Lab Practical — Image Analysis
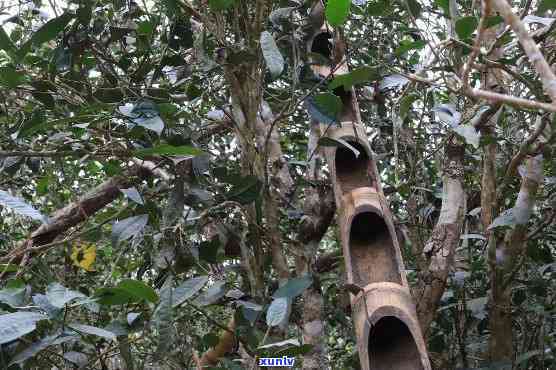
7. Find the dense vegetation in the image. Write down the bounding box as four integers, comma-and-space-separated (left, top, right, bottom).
0, 0, 555, 369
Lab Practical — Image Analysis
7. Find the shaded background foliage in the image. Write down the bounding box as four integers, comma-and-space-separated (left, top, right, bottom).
0, 0, 555, 369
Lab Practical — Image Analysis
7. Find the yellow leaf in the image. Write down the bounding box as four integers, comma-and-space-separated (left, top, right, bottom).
71, 243, 96, 272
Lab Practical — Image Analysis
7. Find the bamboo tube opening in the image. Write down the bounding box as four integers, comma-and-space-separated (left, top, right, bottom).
311, 31, 333, 59
335, 141, 373, 194
349, 211, 402, 286
368, 316, 423, 370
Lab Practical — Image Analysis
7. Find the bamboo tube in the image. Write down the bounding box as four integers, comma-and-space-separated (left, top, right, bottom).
306, 3, 431, 369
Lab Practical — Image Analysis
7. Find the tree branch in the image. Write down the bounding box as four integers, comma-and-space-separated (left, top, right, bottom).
1, 161, 171, 264
462, 0, 491, 88
490, 0, 556, 102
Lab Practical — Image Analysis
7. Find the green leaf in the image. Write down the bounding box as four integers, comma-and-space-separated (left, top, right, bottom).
406, 0, 422, 18
318, 137, 361, 158
194, 281, 226, 306
266, 297, 290, 327
17, 13, 73, 60
111, 215, 149, 245
153, 276, 174, 358
258, 338, 300, 349
399, 94, 419, 120
208, 0, 235, 11
0, 280, 26, 308
133, 115, 165, 135
32, 294, 62, 318
432, 103, 461, 127
272, 276, 312, 299
161, 0, 180, 14
395, 39, 425, 56
173, 276, 209, 307
329, 66, 380, 90
466, 296, 488, 319
94, 287, 137, 306
0, 264, 18, 273
368, 0, 389, 16
269, 7, 296, 27
134, 144, 203, 158
77, 2, 93, 26
453, 124, 480, 149
306, 97, 335, 125
9, 333, 77, 365
32, 90, 55, 108
225, 175, 262, 204
435, 0, 450, 16
68, 323, 116, 341
325, 0, 351, 27
18, 114, 97, 138
275, 343, 314, 358
455, 16, 478, 39
487, 209, 517, 230
460, 233, 486, 241
93, 87, 124, 103
260, 31, 284, 79
202, 333, 221, 347
485, 15, 504, 28
46, 283, 87, 308
31, 13, 74, 46
120, 187, 144, 205
315, 92, 342, 119
539, 0, 556, 13
0, 312, 48, 344
63, 351, 88, 367
53, 47, 72, 72
0, 66, 27, 88
306, 93, 342, 124
380, 74, 410, 90
0, 26, 16, 54
0, 190, 47, 222
199, 239, 220, 264
518, 155, 544, 183
117, 279, 159, 303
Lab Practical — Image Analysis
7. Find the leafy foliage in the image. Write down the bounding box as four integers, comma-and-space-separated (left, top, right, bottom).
0, 0, 554, 369
325, 0, 351, 26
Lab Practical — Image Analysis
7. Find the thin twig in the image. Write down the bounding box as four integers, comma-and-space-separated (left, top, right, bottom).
462, 0, 491, 88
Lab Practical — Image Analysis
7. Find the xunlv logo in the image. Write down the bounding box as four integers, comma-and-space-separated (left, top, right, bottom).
258, 356, 296, 367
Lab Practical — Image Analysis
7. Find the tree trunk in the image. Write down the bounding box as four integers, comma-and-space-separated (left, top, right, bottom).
296, 120, 335, 369
414, 142, 465, 338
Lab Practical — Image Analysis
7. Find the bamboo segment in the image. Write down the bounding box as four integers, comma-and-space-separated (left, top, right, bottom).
306, 3, 431, 368
351, 283, 430, 370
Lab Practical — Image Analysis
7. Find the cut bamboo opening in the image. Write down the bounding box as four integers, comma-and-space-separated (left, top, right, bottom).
350, 210, 401, 286
306, 2, 431, 368
369, 317, 423, 370
336, 141, 373, 193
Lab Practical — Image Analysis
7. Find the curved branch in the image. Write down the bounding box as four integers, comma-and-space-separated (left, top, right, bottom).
1, 161, 171, 264
490, 0, 556, 101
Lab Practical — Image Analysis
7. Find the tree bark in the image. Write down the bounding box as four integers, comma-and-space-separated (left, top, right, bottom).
489, 155, 543, 364
296, 121, 335, 369
415, 142, 465, 337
